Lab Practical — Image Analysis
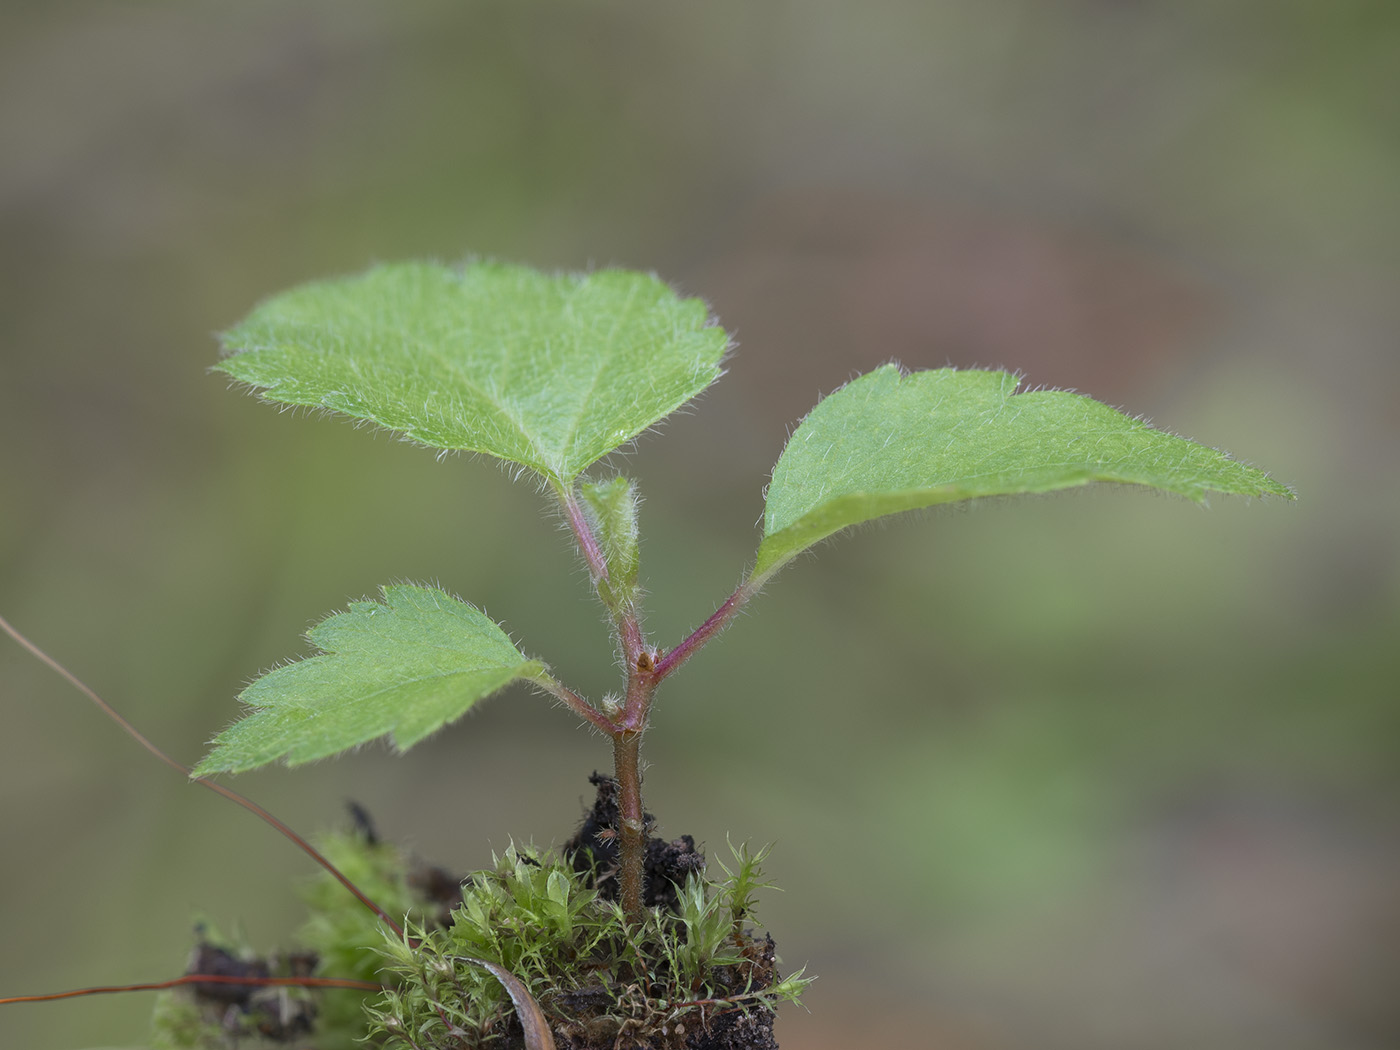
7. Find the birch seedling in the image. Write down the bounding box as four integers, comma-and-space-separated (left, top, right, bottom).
193, 259, 1292, 926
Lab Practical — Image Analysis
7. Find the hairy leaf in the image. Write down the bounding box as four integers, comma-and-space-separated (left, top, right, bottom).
755, 366, 1293, 579
195, 584, 544, 774
217, 261, 728, 484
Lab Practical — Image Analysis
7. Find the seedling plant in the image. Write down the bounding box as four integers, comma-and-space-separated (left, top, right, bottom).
1, 260, 1291, 1049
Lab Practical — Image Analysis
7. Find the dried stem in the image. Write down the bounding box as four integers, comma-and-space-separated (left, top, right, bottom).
0, 613, 405, 939
0, 974, 383, 1006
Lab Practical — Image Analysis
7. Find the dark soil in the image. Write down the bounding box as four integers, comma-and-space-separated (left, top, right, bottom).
181, 781, 784, 1050
564, 771, 708, 913
184, 939, 319, 1042
556, 773, 781, 1050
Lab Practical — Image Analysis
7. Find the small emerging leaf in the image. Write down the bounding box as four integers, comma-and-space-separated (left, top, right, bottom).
579, 476, 640, 612
217, 261, 728, 484
195, 584, 544, 774
755, 366, 1293, 580
546, 869, 572, 909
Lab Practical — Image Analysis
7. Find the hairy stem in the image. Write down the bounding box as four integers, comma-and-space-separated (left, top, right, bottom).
532, 672, 619, 734
559, 487, 609, 585
612, 729, 647, 921
555, 481, 655, 921
604, 577, 763, 915
557, 483, 645, 666
652, 579, 757, 682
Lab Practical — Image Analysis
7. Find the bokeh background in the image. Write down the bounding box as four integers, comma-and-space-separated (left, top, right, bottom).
2, 3, 1397, 1048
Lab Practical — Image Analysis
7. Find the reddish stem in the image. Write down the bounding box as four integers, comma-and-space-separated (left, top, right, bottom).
555, 484, 657, 923
557, 483, 645, 667
605, 578, 762, 918
612, 729, 647, 920
651, 580, 755, 682
560, 488, 610, 586
534, 675, 620, 735
0, 973, 383, 1006
617, 613, 645, 669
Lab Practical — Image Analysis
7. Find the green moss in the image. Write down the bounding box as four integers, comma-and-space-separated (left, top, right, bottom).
150, 991, 222, 1050
297, 831, 435, 1049
151, 832, 806, 1049
366, 844, 807, 1049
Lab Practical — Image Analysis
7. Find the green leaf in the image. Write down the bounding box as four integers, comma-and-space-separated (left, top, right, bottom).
194, 584, 544, 774
217, 261, 728, 484
755, 366, 1293, 580
579, 476, 640, 612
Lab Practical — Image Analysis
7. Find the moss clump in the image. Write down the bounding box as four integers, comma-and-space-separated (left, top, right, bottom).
148, 830, 436, 1050
297, 828, 438, 1048
368, 844, 807, 1049
151, 830, 806, 1050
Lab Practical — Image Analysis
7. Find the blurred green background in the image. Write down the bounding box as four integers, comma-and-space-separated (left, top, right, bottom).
2, 3, 1397, 1048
